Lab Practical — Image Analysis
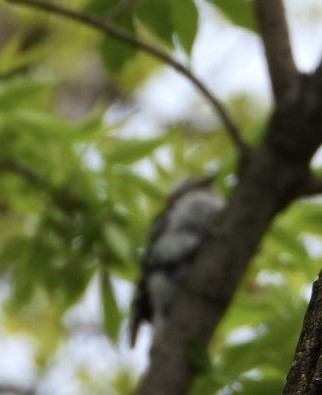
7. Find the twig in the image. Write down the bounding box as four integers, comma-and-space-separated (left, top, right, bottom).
0, 160, 86, 211
6, 0, 249, 156
0, 161, 50, 189
254, 0, 299, 108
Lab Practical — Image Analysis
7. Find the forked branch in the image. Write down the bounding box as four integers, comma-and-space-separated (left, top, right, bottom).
254, 0, 299, 109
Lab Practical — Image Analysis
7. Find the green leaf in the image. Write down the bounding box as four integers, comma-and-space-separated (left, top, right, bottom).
265, 223, 309, 266
0, 32, 41, 75
210, 0, 257, 32
100, 14, 137, 72
218, 289, 306, 377
136, 0, 173, 45
11, 110, 76, 138
8, 237, 55, 308
0, 78, 52, 111
100, 270, 123, 341
104, 223, 132, 264
130, 174, 164, 201
171, 0, 198, 53
52, 262, 92, 310
240, 375, 284, 395
0, 237, 30, 270
107, 136, 165, 164
290, 202, 322, 236
84, 0, 118, 13
190, 372, 223, 395
76, 109, 105, 141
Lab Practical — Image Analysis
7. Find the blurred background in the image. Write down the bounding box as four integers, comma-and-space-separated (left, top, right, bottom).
0, 0, 322, 394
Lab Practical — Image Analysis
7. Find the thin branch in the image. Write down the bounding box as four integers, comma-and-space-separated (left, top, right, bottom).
254, 0, 299, 109
0, 160, 86, 212
0, 384, 35, 395
6, 0, 249, 156
0, 161, 50, 189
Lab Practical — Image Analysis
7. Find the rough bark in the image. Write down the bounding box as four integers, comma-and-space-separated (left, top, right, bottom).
255, 0, 299, 108
283, 272, 322, 395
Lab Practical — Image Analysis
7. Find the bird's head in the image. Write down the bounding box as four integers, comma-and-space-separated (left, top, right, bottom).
167, 174, 216, 204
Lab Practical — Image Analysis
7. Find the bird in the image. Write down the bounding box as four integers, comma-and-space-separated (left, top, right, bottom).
129, 175, 225, 347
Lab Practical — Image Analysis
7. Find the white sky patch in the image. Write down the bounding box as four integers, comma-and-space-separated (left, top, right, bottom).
132, 144, 176, 180
63, 274, 102, 330
105, 107, 162, 138
78, 143, 105, 171
301, 234, 322, 259
193, 12, 271, 102
256, 270, 285, 286
63, 274, 151, 377
110, 276, 133, 312
104, 101, 137, 125
132, 157, 159, 179
119, 322, 151, 376
226, 325, 266, 346
301, 284, 313, 302
285, 0, 322, 71
137, 68, 198, 124
37, 336, 115, 395
241, 368, 263, 380
0, 334, 37, 388
311, 145, 322, 168
110, 278, 151, 374
217, 382, 243, 395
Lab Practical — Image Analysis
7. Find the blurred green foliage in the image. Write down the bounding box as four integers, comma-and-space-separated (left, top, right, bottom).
210, 0, 257, 32
0, 0, 321, 394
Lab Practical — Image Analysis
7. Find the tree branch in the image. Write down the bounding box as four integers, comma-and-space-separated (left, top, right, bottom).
6, 0, 249, 157
0, 384, 35, 395
254, 0, 299, 108
313, 57, 322, 90
300, 176, 322, 197
283, 272, 322, 395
